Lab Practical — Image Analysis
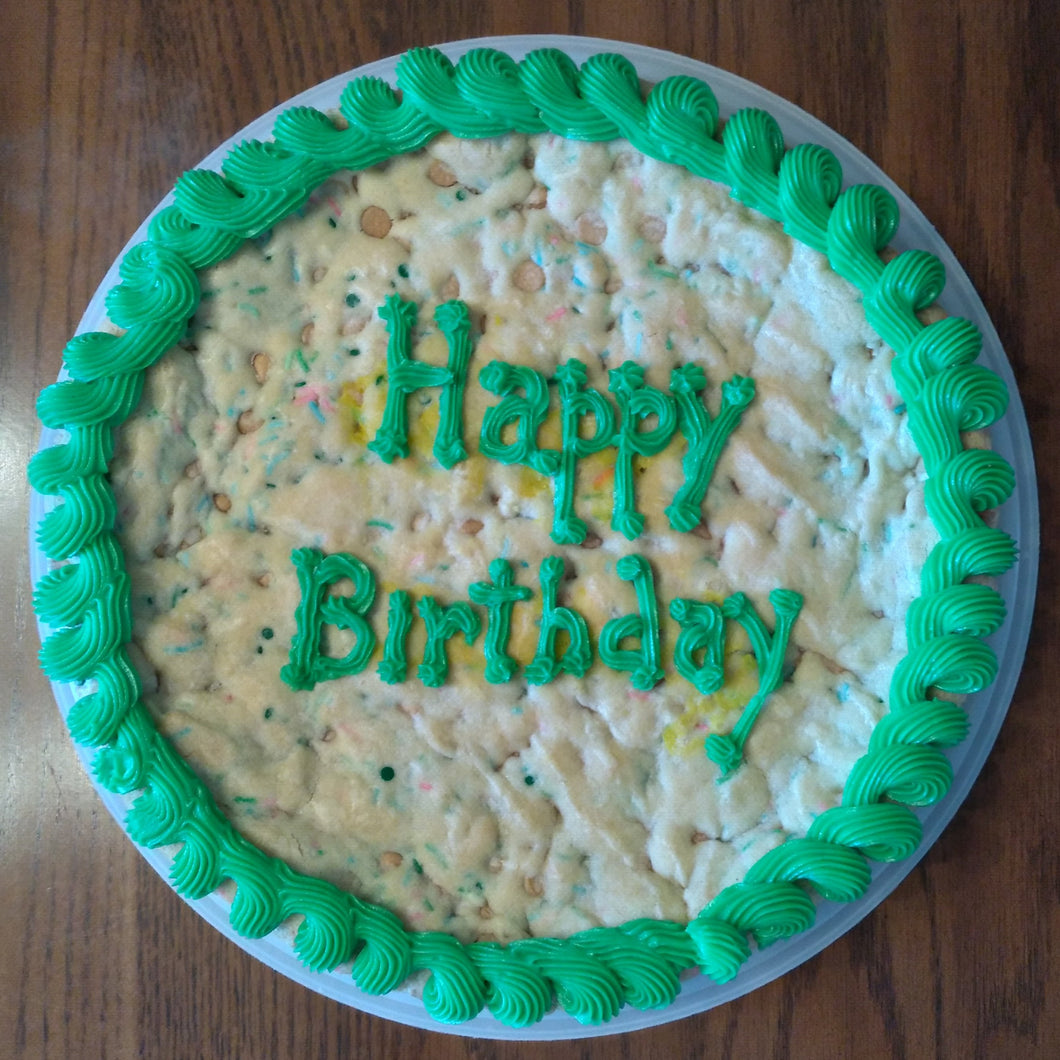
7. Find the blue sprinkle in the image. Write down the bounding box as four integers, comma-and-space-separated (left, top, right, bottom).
307, 401, 327, 425
165, 639, 204, 655
265, 447, 292, 476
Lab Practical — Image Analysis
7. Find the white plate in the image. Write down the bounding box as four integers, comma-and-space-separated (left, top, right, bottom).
31, 34, 1039, 1040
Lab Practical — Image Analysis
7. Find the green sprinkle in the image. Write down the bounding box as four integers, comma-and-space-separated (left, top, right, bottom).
247, 285, 268, 295
264, 708, 273, 720
375, 374, 384, 385
524, 775, 535, 786
262, 627, 274, 640
424, 843, 448, 868
412, 858, 424, 874
367, 519, 394, 530
345, 292, 360, 307
647, 260, 679, 281
328, 217, 338, 228
397, 263, 410, 278
455, 189, 466, 201
234, 796, 256, 804
380, 766, 396, 781
255, 645, 264, 654
348, 347, 361, 357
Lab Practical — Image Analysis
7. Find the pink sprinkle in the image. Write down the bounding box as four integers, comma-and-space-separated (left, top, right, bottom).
293, 385, 334, 411
409, 553, 426, 571
545, 307, 567, 323
326, 197, 343, 217
884, 393, 894, 408
419, 782, 433, 792
676, 308, 688, 328
694, 722, 709, 732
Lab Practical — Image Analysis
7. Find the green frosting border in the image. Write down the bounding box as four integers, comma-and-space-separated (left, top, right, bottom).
30, 46, 1017, 1027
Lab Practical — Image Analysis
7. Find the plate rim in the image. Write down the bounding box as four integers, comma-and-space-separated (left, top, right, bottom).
29, 33, 1040, 1041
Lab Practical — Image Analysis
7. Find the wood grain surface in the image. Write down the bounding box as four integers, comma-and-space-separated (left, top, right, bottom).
2, 1, 1057, 1057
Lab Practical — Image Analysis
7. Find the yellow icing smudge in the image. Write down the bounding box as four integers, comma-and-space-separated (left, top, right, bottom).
662, 651, 759, 756
338, 380, 368, 445
408, 402, 441, 455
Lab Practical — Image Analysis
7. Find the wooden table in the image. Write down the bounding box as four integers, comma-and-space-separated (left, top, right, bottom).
3, 1, 1057, 1056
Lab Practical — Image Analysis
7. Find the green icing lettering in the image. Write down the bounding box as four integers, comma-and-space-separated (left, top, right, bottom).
669, 597, 725, 694
468, 558, 533, 683
665, 366, 755, 532
608, 362, 678, 539
598, 554, 664, 690
705, 589, 803, 779
525, 555, 591, 684
478, 361, 560, 475
367, 294, 472, 468
377, 589, 414, 685
552, 360, 616, 544
416, 596, 481, 687
280, 547, 376, 690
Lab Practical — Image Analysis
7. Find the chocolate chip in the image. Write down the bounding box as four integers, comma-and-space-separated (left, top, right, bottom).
427, 159, 458, 187
575, 213, 607, 245
512, 260, 545, 292
236, 409, 264, 434
360, 205, 392, 238
251, 352, 270, 383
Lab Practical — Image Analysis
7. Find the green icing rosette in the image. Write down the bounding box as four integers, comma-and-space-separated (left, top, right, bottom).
349, 898, 414, 995
468, 942, 555, 1027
